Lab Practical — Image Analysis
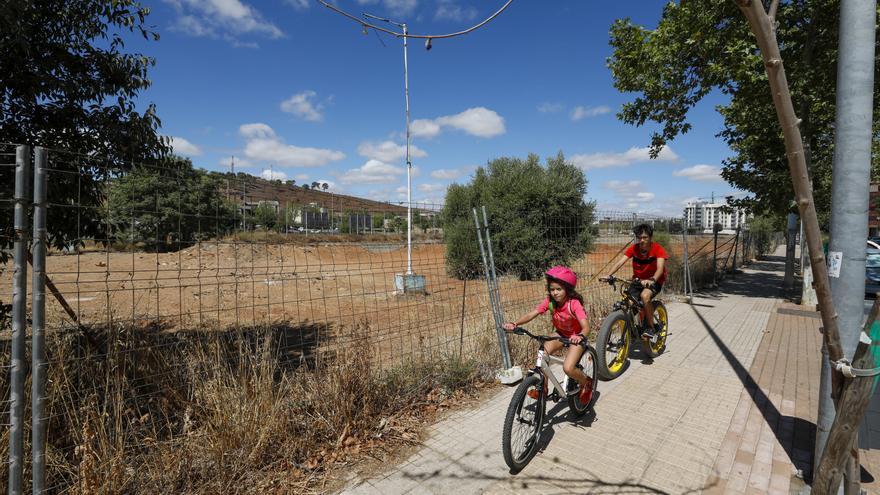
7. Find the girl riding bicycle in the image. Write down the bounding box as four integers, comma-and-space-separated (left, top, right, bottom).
502, 266, 593, 403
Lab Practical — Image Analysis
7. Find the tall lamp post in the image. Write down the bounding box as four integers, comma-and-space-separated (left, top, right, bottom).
317, 0, 515, 293
363, 13, 415, 276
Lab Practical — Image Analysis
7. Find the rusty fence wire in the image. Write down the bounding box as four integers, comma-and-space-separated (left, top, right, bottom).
0, 145, 777, 492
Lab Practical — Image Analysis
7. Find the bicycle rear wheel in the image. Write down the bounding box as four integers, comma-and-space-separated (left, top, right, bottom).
502, 374, 545, 472
567, 346, 598, 416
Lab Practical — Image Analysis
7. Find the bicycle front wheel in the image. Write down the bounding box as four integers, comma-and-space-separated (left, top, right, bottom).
567, 346, 598, 416
596, 310, 631, 380
502, 374, 545, 472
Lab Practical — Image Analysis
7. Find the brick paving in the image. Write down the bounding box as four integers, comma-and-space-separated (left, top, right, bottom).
704, 300, 821, 495
340, 251, 880, 494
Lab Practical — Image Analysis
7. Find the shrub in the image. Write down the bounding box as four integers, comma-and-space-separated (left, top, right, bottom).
108, 157, 235, 251
442, 152, 595, 279
748, 215, 779, 257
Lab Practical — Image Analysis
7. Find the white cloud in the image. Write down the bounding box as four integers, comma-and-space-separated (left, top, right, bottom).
169, 136, 203, 156
418, 183, 447, 194
355, 0, 417, 16
357, 140, 427, 163
165, 0, 284, 43
412, 107, 506, 139
294, 173, 310, 182
570, 105, 611, 121
285, 0, 309, 10
673, 164, 723, 182
338, 160, 406, 184
239, 123, 275, 139
430, 168, 461, 180
604, 180, 656, 209
261, 169, 288, 181
436, 107, 506, 138
219, 156, 253, 168
239, 123, 345, 167
435, 0, 477, 21
410, 119, 443, 139
537, 102, 563, 113
569, 146, 679, 170
280, 91, 324, 122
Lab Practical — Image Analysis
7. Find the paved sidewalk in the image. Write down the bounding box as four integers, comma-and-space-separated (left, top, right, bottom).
339, 253, 876, 494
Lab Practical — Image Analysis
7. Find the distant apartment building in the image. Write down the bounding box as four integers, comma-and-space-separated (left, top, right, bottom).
684, 200, 749, 234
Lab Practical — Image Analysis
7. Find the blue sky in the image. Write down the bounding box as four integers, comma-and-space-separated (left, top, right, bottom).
134, 0, 745, 216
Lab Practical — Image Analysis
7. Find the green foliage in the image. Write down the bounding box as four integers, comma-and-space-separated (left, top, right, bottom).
607, 0, 880, 226
748, 215, 780, 256
108, 158, 234, 251
652, 231, 672, 248
390, 217, 406, 233
0, 1, 169, 256
442, 152, 595, 279
254, 203, 279, 230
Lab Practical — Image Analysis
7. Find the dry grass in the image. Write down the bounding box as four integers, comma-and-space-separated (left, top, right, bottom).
0, 234, 762, 492
0, 318, 506, 494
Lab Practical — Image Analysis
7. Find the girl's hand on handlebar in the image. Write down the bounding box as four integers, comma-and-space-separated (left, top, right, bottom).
502, 322, 516, 331
569, 334, 583, 344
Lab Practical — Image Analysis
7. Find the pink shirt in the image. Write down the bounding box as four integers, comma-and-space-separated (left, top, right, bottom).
535, 298, 587, 337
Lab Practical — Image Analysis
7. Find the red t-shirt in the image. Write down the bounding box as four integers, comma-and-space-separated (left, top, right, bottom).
625, 242, 668, 285
535, 298, 587, 337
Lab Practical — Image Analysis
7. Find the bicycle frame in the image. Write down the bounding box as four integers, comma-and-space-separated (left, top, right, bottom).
532, 348, 570, 398
609, 277, 650, 335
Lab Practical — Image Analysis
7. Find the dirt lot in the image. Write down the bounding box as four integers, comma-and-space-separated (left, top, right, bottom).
0, 234, 726, 363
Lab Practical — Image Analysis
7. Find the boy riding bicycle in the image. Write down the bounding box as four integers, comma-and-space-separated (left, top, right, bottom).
602, 223, 668, 339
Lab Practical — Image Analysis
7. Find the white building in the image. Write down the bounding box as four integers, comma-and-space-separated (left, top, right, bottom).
684, 201, 749, 234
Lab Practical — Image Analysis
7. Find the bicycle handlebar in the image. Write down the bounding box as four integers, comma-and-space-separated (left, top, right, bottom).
509, 326, 587, 347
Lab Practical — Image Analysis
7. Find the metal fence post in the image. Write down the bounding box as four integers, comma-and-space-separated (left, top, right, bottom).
681, 217, 690, 299
473, 208, 511, 369
31, 147, 48, 494
712, 225, 719, 286
8, 145, 31, 495
731, 226, 740, 272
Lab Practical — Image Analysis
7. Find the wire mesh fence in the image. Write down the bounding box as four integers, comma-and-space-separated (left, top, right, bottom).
0, 143, 20, 490
0, 145, 782, 492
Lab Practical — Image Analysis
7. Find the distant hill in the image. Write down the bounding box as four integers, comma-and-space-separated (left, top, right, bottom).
212, 173, 411, 215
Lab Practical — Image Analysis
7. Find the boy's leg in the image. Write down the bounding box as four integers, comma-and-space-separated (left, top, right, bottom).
640, 284, 663, 337
641, 288, 654, 329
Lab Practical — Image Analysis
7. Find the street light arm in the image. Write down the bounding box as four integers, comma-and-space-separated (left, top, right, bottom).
316, 0, 515, 39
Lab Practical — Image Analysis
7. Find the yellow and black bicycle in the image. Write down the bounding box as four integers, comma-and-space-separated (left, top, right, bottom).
595, 275, 669, 380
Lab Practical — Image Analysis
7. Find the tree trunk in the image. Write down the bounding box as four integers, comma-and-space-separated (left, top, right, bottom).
812, 298, 880, 493
732, 0, 844, 368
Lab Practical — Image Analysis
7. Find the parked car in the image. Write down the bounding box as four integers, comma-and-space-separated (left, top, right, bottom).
867, 248, 880, 296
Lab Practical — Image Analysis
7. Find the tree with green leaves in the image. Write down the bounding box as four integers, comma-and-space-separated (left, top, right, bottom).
0, 1, 167, 325
607, 0, 880, 226
254, 203, 280, 231
108, 158, 234, 251
442, 152, 595, 279
0, 0, 169, 253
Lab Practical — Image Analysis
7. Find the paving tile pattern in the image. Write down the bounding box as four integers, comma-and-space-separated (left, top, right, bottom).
340, 252, 880, 495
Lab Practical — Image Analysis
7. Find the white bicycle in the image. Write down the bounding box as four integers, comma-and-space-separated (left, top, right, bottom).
501, 327, 598, 472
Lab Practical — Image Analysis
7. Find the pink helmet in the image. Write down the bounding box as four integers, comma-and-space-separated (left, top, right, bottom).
545, 265, 577, 288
